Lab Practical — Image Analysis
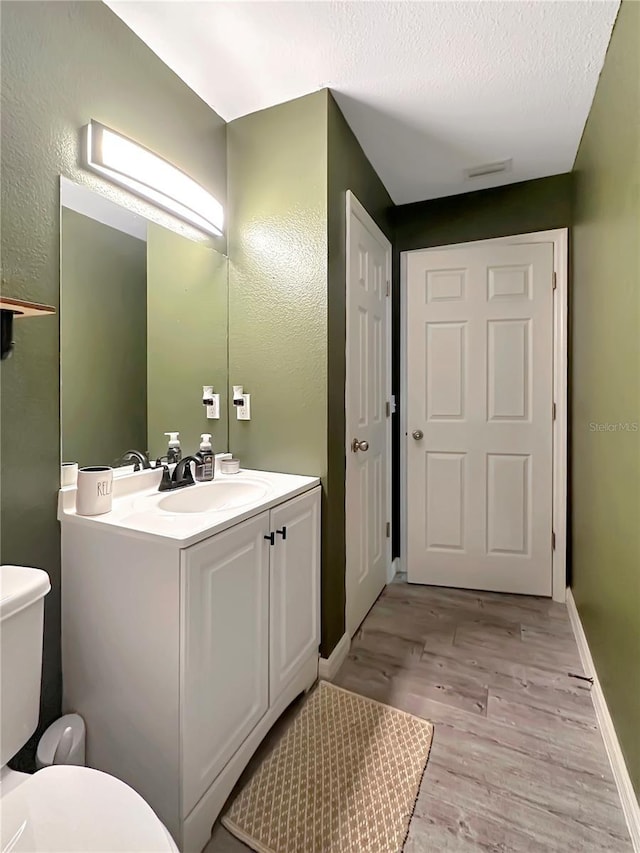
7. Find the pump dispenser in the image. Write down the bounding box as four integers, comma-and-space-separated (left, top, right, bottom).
164, 432, 181, 465
195, 433, 214, 481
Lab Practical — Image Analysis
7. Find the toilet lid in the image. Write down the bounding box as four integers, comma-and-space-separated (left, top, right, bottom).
0, 766, 178, 852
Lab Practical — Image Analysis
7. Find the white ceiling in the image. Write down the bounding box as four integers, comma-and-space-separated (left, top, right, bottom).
106, 0, 619, 205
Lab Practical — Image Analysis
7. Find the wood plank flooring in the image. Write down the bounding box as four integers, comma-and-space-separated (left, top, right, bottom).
205, 580, 631, 852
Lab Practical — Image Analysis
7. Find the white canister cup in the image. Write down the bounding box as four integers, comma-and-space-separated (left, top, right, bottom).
61, 462, 79, 487
76, 466, 114, 516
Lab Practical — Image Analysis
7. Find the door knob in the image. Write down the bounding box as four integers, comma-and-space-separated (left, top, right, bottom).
412, 430, 424, 441
351, 438, 369, 453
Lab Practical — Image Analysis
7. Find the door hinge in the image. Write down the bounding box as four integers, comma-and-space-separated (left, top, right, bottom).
553, 271, 557, 290
385, 401, 391, 418
552, 530, 556, 550
386, 522, 391, 539
553, 402, 557, 420
386, 279, 390, 297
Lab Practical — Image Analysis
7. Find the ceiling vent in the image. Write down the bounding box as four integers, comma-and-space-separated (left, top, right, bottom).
464, 159, 513, 180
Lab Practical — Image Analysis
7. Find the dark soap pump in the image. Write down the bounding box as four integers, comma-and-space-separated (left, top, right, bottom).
195, 433, 214, 482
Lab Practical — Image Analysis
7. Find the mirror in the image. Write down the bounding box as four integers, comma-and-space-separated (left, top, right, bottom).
60, 179, 229, 470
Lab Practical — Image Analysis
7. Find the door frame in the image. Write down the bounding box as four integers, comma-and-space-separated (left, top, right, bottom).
400, 229, 568, 602
345, 190, 393, 637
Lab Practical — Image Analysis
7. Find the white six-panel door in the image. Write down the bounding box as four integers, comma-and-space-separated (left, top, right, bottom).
406, 241, 554, 596
346, 194, 391, 636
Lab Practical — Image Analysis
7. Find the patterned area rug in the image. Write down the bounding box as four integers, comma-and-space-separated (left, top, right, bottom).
221, 681, 433, 853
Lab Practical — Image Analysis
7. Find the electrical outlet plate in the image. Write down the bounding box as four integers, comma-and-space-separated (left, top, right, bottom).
236, 394, 251, 420
206, 394, 220, 419
202, 385, 220, 419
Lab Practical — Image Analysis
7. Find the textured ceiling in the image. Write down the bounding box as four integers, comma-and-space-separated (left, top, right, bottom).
106, 0, 619, 204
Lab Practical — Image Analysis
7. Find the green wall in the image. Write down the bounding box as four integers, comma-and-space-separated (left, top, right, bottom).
0, 0, 227, 740
326, 94, 393, 654
61, 209, 147, 469
392, 173, 573, 252
147, 224, 228, 460
227, 92, 328, 476
227, 90, 394, 657
571, 0, 640, 793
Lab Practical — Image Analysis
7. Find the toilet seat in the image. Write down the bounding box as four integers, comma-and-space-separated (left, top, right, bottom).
0, 765, 178, 852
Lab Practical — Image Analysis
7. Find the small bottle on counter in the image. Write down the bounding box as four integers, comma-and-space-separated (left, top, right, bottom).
195, 433, 214, 481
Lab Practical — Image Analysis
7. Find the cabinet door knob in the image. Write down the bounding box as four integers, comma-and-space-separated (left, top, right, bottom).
276, 527, 287, 541
264, 532, 275, 545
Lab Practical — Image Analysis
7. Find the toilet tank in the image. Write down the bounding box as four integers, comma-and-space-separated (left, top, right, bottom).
0, 566, 51, 767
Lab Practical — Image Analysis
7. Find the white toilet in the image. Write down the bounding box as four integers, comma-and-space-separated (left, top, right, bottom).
0, 565, 179, 852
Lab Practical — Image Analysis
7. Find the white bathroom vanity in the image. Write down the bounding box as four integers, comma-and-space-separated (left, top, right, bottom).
59, 468, 321, 852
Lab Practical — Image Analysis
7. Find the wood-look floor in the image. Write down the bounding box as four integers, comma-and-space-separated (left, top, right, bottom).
205, 579, 631, 852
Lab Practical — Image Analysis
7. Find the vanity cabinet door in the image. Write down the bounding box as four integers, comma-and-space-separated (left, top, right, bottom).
181, 512, 270, 815
269, 488, 321, 700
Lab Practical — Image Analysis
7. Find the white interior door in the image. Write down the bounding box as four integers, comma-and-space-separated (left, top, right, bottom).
346, 193, 391, 636
406, 241, 554, 596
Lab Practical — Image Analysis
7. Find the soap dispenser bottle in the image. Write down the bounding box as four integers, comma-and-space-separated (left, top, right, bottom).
195, 433, 214, 481
164, 432, 182, 465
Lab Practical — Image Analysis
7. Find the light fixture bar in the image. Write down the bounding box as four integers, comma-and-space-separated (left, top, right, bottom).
83, 121, 223, 237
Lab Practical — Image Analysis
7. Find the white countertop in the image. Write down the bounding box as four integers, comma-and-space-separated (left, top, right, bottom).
58, 468, 320, 548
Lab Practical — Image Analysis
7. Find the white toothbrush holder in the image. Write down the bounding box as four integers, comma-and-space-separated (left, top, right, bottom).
76, 466, 114, 516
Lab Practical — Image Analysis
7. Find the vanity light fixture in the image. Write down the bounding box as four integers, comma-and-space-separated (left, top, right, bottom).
83, 121, 223, 237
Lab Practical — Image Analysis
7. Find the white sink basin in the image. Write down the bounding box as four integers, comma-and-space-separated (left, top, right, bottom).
157, 479, 269, 514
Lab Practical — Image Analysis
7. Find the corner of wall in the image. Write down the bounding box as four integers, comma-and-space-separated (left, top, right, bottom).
570, 0, 640, 796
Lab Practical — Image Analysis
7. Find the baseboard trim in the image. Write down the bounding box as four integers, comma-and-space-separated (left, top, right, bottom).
318, 632, 351, 681
387, 556, 400, 584
566, 589, 640, 851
